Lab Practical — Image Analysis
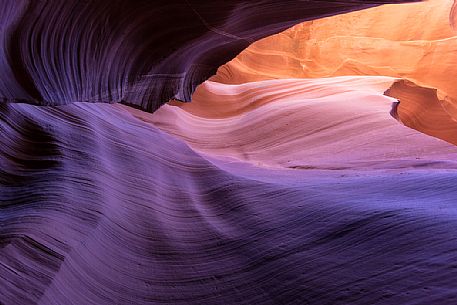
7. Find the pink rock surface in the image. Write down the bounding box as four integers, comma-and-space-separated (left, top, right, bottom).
2, 100, 457, 305
136, 77, 457, 169
2, 1, 457, 304
211, 0, 457, 146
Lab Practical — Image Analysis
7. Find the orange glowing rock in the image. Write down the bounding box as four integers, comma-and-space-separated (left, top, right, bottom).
128, 76, 457, 169
208, 0, 457, 145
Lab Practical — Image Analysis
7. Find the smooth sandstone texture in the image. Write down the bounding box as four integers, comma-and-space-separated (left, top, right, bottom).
138, 76, 457, 169
2, 100, 457, 305
211, 0, 457, 145
0, 0, 417, 112
3, 1, 457, 305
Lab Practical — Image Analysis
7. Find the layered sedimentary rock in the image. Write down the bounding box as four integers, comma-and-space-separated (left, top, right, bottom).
0, 0, 417, 112
139, 76, 457, 169
212, 0, 457, 145
213, 0, 456, 88
3, 100, 457, 305
3, 1, 457, 305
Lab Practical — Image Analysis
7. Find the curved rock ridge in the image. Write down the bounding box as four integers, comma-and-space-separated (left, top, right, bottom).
0, 0, 418, 112
385, 79, 457, 145
131, 76, 457, 168
2, 101, 457, 305
213, 0, 456, 86
168, 76, 399, 119
211, 0, 457, 144
451, 0, 457, 29
3, 1, 457, 304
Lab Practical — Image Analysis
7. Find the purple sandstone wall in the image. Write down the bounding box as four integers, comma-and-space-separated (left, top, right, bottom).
4, 1, 457, 305
0, 0, 417, 111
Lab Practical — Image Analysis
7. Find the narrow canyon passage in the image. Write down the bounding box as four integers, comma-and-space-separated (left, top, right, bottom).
1, 1, 457, 304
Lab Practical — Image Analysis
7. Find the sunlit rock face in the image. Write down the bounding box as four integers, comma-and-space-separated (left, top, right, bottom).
212, 0, 457, 145
141, 77, 457, 169
213, 0, 456, 87
0, 0, 412, 112
3, 1, 457, 305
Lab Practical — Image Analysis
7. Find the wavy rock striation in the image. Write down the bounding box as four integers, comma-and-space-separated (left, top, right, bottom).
0, 0, 418, 112
2, 101, 457, 304
212, 0, 457, 145
140, 76, 457, 169
3, 1, 457, 305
